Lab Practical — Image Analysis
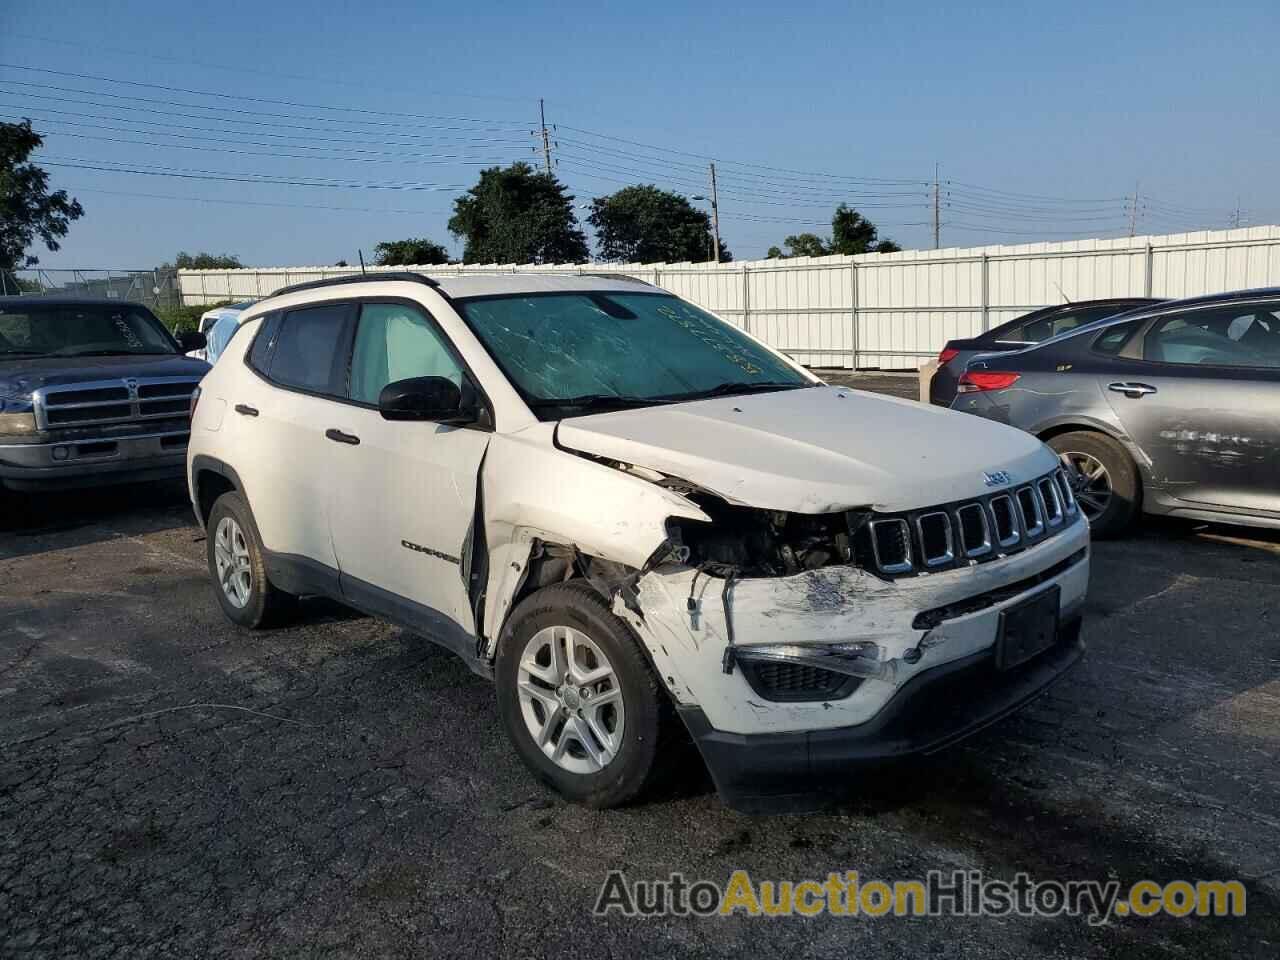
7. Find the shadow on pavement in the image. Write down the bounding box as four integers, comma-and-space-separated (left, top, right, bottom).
0, 480, 194, 560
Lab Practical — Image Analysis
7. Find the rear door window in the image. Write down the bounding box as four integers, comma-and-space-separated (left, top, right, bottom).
265, 304, 351, 395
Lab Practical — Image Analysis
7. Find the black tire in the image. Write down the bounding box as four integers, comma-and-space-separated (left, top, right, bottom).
205, 491, 296, 628
495, 582, 676, 808
1047, 430, 1140, 538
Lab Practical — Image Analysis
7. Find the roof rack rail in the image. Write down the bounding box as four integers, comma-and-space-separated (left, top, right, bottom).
579, 272, 653, 286
268, 271, 441, 298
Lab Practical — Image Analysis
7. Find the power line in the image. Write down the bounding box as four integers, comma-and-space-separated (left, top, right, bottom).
0, 45, 529, 105
558, 123, 923, 185
0, 87, 526, 136
2, 107, 529, 149
29, 129, 523, 169
39, 157, 470, 192
55, 185, 454, 216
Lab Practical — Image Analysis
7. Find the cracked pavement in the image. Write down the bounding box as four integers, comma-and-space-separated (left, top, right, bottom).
2, 375, 1279, 958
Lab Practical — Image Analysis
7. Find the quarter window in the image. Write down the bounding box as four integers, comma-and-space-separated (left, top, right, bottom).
246, 313, 280, 373
349, 302, 464, 405
267, 304, 349, 393
1091, 319, 1142, 356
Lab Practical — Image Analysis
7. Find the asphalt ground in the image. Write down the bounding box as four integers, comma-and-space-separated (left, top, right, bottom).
2, 373, 1278, 958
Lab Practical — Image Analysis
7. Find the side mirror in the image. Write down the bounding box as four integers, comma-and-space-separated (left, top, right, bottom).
378, 375, 477, 424
177, 330, 207, 352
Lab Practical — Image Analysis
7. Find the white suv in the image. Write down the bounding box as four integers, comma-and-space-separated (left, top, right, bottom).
188, 273, 1090, 810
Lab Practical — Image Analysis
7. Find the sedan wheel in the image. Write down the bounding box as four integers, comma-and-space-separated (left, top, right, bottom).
1046, 430, 1139, 538
1060, 451, 1113, 522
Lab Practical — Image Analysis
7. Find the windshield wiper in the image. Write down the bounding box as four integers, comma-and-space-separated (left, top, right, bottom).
666, 380, 811, 401
0, 350, 49, 357
527, 393, 673, 412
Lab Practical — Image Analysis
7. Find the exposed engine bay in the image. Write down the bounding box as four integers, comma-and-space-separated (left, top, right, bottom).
664, 482, 864, 577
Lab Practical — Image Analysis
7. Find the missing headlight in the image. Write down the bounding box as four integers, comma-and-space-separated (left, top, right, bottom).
667, 494, 855, 577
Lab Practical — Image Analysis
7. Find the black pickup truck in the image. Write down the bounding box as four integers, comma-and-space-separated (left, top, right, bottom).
0, 297, 208, 492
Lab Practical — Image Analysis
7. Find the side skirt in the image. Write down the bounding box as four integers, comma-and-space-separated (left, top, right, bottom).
262, 549, 493, 680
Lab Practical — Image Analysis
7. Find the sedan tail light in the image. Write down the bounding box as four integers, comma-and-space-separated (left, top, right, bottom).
957, 371, 1020, 393
937, 347, 960, 366
189, 385, 202, 421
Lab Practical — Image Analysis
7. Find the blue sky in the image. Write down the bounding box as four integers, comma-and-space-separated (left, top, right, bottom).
3, 1, 1277, 269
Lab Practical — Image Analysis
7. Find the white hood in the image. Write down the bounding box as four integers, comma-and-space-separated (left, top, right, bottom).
556, 386, 1057, 513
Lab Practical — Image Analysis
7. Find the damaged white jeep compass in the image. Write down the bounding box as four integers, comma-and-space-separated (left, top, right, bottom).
188, 272, 1089, 810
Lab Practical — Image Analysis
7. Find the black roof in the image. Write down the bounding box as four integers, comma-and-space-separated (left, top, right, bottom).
1149, 286, 1280, 310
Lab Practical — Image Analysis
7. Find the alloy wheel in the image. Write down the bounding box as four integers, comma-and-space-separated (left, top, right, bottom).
213, 516, 253, 609
516, 625, 626, 775
1060, 451, 1113, 522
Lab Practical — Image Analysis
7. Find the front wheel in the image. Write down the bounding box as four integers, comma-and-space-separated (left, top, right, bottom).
1047, 431, 1140, 538
495, 583, 674, 808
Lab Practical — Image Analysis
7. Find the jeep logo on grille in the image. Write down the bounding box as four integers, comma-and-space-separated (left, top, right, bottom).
983, 470, 1012, 487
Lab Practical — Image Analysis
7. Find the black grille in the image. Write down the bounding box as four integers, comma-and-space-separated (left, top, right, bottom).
37, 378, 201, 430
1016, 487, 1044, 536
137, 382, 196, 399
1054, 470, 1078, 517
1038, 477, 1063, 525
956, 503, 990, 556
917, 512, 953, 566
740, 660, 862, 702
853, 468, 1079, 579
46, 386, 129, 405
46, 403, 133, 425
870, 519, 911, 572
990, 496, 1018, 544
139, 398, 191, 417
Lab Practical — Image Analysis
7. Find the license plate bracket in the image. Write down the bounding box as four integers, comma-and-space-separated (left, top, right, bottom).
995, 585, 1061, 670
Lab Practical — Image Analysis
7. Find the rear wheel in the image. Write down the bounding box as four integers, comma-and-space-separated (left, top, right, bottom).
1047, 431, 1139, 538
206, 491, 296, 628
495, 583, 674, 808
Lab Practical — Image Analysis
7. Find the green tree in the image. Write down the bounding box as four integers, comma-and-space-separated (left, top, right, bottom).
768, 232, 831, 258
767, 205, 901, 258
587, 185, 728, 263
830, 204, 900, 254
166, 252, 244, 270
0, 120, 84, 272
448, 163, 588, 265
373, 238, 449, 265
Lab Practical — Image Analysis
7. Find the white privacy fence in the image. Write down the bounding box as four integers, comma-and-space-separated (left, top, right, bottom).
179, 226, 1280, 369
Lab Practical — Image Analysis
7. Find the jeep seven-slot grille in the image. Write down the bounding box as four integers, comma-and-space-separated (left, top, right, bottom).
33, 377, 202, 431
858, 467, 1078, 578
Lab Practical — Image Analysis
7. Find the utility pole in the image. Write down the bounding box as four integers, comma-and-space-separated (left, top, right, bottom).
708, 162, 721, 264
1228, 198, 1246, 228
1127, 181, 1140, 237
932, 163, 941, 249
538, 98, 552, 174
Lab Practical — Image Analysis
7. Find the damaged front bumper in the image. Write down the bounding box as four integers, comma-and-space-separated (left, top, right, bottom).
679, 620, 1083, 812
613, 511, 1090, 809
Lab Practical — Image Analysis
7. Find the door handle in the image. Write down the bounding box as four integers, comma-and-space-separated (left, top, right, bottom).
234, 403, 259, 417
325, 428, 360, 445
1107, 382, 1158, 398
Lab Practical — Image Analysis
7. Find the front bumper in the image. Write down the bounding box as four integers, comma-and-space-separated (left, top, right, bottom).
0, 430, 190, 491
679, 619, 1083, 812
